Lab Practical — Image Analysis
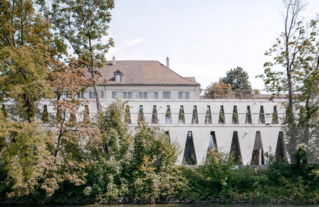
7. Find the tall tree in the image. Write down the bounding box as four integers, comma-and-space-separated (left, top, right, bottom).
222, 66, 252, 91
283, 20, 319, 165
38, 0, 115, 112
257, 0, 307, 124
0, 0, 62, 122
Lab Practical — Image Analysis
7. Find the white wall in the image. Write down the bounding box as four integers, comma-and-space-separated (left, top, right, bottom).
83, 85, 201, 99
37, 98, 286, 166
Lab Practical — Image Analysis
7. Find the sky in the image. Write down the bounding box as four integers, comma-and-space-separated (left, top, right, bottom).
105, 0, 319, 90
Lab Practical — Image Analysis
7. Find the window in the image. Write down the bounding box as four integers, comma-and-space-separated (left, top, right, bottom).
163, 91, 171, 99
186, 92, 190, 99
123, 91, 132, 99
139, 92, 148, 99
147, 92, 159, 99
178, 92, 190, 99
100, 91, 104, 99
115, 74, 121, 82
112, 91, 116, 99
178, 92, 183, 99
89, 91, 95, 99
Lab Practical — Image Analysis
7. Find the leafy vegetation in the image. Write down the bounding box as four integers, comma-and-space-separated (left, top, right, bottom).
1, 0, 319, 204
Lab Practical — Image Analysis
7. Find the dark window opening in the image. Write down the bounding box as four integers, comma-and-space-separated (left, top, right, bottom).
183, 131, 197, 165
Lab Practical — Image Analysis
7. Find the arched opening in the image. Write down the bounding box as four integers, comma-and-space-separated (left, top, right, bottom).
152, 105, 158, 124
191, 105, 199, 124
272, 106, 279, 124
232, 106, 238, 124
230, 131, 242, 165
258, 106, 265, 124
138, 105, 144, 122
42, 105, 49, 123
205, 106, 212, 124
275, 131, 285, 161
219, 106, 225, 124
208, 131, 218, 152
165, 105, 172, 124
245, 106, 252, 124
178, 105, 185, 124
125, 105, 131, 124
251, 131, 264, 165
183, 131, 197, 165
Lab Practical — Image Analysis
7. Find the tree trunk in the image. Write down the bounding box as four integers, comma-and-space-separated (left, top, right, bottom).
93, 81, 100, 112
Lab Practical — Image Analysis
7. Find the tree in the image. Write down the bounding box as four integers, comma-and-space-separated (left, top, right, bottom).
257, 0, 319, 165
83, 101, 184, 203
38, 0, 115, 112
257, 0, 308, 124
222, 66, 252, 91
0, 117, 53, 198
203, 78, 235, 99
0, 0, 62, 122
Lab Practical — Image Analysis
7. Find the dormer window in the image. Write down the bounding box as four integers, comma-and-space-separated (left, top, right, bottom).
114, 69, 123, 82
115, 74, 121, 82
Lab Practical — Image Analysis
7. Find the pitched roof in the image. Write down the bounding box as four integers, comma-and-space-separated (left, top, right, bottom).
184, 77, 196, 82
88, 60, 200, 86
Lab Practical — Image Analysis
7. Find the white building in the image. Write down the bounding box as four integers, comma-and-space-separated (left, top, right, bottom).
43, 57, 286, 166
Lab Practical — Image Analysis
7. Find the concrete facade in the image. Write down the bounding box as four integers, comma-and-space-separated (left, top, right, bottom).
40, 97, 286, 166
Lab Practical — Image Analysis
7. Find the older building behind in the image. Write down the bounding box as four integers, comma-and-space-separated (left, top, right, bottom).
43, 57, 287, 166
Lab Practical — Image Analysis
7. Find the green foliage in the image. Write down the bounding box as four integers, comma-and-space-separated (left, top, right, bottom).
191, 106, 198, 124
151, 106, 158, 124
138, 106, 144, 122
205, 106, 212, 124
42, 105, 49, 123
1, 104, 6, 120
203, 78, 235, 99
0, 0, 57, 122
125, 105, 131, 124
245, 106, 252, 124
83, 105, 90, 123
82, 101, 183, 204
219, 106, 225, 124
232, 106, 238, 124
222, 66, 252, 92
165, 106, 171, 124
38, 0, 115, 111
258, 106, 265, 124
178, 106, 185, 123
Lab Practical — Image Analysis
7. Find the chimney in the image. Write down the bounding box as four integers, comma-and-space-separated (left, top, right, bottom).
112, 56, 116, 66
166, 57, 169, 68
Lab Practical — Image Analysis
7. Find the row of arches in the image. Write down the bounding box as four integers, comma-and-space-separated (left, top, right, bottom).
166, 130, 285, 165
125, 105, 280, 125
31, 104, 280, 125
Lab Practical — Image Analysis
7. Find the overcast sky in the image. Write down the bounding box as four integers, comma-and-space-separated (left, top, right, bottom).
105, 0, 319, 90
